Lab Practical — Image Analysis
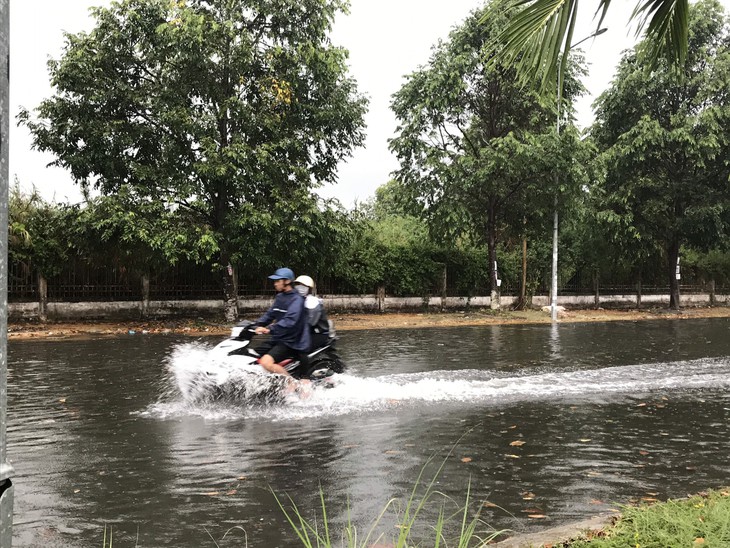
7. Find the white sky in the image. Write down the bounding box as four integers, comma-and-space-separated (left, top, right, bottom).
10, 0, 728, 207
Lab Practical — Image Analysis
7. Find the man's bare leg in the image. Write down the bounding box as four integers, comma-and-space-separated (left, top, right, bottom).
258, 354, 291, 376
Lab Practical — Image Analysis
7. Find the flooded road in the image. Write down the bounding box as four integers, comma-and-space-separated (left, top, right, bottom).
8, 318, 730, 546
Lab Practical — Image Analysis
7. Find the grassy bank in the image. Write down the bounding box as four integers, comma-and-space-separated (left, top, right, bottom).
562, 489, 730, 547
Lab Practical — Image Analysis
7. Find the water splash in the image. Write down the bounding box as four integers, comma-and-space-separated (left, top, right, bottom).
149, 342, 730, 422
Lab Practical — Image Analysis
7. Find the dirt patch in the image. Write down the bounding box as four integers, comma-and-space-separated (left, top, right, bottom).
7, 306, 730, 340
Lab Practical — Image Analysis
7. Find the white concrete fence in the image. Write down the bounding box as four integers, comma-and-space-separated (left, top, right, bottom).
7, 291, 730, 321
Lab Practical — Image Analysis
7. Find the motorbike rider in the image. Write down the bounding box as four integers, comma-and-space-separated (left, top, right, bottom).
293, 275, 331, 351
253, 268, 310, 377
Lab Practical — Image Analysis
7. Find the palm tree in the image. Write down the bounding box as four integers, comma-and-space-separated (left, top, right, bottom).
492, 0, 689, 93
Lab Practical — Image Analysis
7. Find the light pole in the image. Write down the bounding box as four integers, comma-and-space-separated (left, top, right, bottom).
0, 0, 14, 543
550, 27, 607, 322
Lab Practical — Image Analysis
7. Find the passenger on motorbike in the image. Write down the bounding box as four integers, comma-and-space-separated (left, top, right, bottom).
293, 275, 331, 351
253, 268, 310, 377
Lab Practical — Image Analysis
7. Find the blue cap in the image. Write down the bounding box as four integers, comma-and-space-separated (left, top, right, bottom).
268, 267, 295, 281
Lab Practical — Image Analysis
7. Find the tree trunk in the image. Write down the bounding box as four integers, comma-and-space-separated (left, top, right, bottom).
593, 270, 599, 308
221, 258, 238, 323
515, 230, 528, 311
636, 275, 642, 309
38, 273, 47, 322
140, 273, 150, 319
487, 203, 500, 310
708, 279, 716, 306
668, 238, 681, 310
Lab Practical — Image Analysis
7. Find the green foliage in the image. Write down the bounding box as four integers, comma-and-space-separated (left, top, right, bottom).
19, 0, 367, 318
490, 0, 689, 95
591, 0, 730, 305
8, 183, 74, 278
390, 0, 589, 298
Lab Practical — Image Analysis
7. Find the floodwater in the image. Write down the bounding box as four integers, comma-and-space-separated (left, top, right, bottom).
8, 318, 730, 547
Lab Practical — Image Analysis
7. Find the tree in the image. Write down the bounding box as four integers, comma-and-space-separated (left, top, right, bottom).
492, 0, 689, 93
389, 0, 587, 309
591, 0, 730, 309
20, 0, 367, 321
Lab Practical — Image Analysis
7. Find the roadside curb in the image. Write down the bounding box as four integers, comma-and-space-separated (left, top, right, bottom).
492, 514, 614, 547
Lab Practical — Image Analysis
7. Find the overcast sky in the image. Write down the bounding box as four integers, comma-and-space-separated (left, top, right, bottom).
10, 0, 727, 207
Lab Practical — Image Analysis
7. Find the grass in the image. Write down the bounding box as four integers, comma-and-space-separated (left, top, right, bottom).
567, 489, 730, 547
273, 454, 508, 548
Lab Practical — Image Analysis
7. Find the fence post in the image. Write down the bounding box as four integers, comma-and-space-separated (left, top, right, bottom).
593, 271, 599, 308
636, 279, 642, 309
708, 279, 715, 306
440, 265, 447, 312
140, 273, 150, 318
37, 273, 47, 322
377, 285, 385, 313
0, 0, 16, 541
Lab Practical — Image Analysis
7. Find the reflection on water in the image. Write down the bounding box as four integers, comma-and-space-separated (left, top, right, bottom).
8, 318, 730, 547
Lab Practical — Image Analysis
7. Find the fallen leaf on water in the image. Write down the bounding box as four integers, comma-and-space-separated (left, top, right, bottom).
522, 493, 535, 500
636, 403, 647, 407
483, 502, 499, 508
508, 425, 518, 429
73, 489, 80, 494
237, 476, 247, 481
639, 450, 650, 456
59, 398, 67, 403
646, 492, 659, 496
505, 454, 520, 459
509, 440, 526, 447
226, 490, 237, 496
579, 439, 592, 443
204, 491, 220, 496
528, 514, 547, 519
460, 457, 473, 463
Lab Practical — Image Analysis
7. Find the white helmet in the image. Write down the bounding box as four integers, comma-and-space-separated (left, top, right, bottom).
294, 275, 315, 288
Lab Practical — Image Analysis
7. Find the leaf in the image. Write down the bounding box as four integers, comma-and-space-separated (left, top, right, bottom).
639, 450, 650, 456
579, 438, 592, 442
204, 491, 220, 496
522, 492, 536, 500
528, 514, 547, 519
510, 440, 526, 447
694, 538, 705, 544
505, 454, 521, 459
461, 457, 473, 463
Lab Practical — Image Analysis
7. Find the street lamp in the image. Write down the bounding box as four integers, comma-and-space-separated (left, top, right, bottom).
550, 27, 608, 322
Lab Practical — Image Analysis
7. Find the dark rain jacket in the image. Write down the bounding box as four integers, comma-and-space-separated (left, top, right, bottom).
255, 290, 310, 351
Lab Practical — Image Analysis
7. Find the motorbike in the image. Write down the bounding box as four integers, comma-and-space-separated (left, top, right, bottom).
175, 320, 346, 404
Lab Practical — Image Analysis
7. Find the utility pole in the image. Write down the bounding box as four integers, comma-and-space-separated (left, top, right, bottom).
0, 0, 15, 544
